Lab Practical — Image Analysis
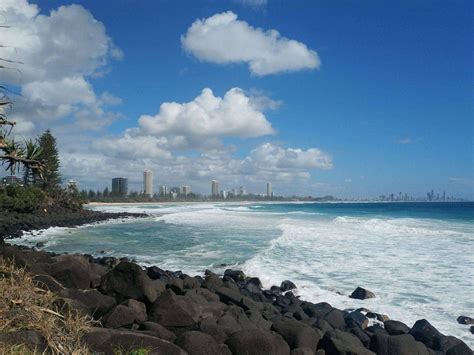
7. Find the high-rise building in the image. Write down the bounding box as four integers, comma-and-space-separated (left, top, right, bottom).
143, 170, 153, 197
266, 182, 272, 197
159, 185, 168, 196
180, 186, 191, 195
112, 177, 128, 196
239, 186, 246, 196
220, 190, 227, 199
211, 180, 219, 196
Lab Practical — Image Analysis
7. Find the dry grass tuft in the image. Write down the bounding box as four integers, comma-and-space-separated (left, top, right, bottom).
0, 259, 94, 354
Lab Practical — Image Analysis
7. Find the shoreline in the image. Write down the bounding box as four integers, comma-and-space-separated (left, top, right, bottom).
1, 241, 471, 354
0, 207, 148, 240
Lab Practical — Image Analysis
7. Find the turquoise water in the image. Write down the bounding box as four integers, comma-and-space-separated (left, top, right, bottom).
11, 201, 474, 346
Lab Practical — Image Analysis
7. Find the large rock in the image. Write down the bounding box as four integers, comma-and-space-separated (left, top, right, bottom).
100, 261, 157, 303
149, 289, 200, 327
408, 319, 443, 350
216, 286, 243, 305
408, 319, 471, 353
246, 310, 272, 330
302, 302, 333, 318
202, 270, 223, 292
226, 328, 291, 355
271, 316, 322, 351
2, 246, 51, 274
58, 288, 116, 318
0, 330, 46, 352
176, 331, 232, 355
139, 321, 177, 342
50, 255, 91, 289
167, 277, 184, 295
103, 305, 137, 328
182, 276, 201, 290
318, 329, 375, 355
384, 320, 410, 336
224, 269, 246, 282
456, 316, 474, 325
82, 328, 186, 355
199, 318, 234, 343
369, 333, 430, 355
323, 309, 346, 330
281, 280, 297, 292
185, 288, 220, 303
345, 311, 369, 330
349, 287, 375, 300
290, 348, 317, 355
121, 299, 147, 323
32, 274, 65, 292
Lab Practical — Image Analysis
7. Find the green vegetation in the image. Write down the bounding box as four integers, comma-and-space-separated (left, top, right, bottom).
37, 129, 61, 190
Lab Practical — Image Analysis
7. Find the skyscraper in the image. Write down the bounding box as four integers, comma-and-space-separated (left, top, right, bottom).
267, 182, 272, 197
112, 177, 128, 196
180, 186, 191, 195
159, 185, 168, 196
239, 186, 246, 196
211, 180, 219, 196
143, 170, 153, 197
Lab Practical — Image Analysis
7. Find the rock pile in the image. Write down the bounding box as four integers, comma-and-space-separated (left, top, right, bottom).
0, 244, 472, 355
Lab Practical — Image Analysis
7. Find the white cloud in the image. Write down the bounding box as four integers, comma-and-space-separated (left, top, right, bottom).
138, 87, 275, 145
234, 0, 267, 8
0, 0, 121, 131
94, 133, 172, 160
181, 11, 320, 76
398, 137, 412, 144
243, 143, 333, 172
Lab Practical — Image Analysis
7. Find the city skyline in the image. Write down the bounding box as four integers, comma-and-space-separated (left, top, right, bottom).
1, 1, 472, 199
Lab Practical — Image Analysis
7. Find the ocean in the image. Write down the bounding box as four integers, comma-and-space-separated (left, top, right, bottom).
10, 201, 474, 346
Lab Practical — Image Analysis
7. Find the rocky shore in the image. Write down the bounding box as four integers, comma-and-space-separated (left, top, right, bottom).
0, 243, 471, 355
0, 207, 148, 240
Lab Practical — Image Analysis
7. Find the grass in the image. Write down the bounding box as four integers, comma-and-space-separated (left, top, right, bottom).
0, 258, 93, 354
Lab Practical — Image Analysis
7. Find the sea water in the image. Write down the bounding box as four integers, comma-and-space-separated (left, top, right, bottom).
10, 202, 474, 346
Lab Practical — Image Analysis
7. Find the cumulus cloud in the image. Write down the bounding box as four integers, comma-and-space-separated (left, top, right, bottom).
94, 133, 172, 160
138, 87, 275, 147
0, 0, 121, 130
181, 11, 320, 76
243, 143, 333, 172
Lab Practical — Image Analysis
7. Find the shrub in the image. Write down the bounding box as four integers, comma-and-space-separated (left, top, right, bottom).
0, 185, 46, 212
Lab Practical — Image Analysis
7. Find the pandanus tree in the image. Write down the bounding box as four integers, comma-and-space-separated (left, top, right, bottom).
1, 39, 45, 183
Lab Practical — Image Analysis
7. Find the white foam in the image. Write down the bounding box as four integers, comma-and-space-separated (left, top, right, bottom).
241, 216, 474, 347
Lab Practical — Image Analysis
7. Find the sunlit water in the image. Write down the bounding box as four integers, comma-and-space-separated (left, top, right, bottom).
10, 202, 474, 346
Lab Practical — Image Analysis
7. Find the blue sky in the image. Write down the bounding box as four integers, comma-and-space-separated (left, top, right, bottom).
1, 0, 472, 198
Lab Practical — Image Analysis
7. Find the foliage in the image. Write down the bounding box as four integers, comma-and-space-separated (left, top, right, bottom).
37, 129, 61, 189
0, 185, 46, 212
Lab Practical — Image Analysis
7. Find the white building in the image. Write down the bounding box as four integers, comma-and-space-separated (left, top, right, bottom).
239, 186, 246, 196
220, 190, 227, 199
143, 170, 153, 197
211, 180, 219, 196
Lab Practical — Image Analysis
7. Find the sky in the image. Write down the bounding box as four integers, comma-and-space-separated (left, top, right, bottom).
0, 0, 473, 198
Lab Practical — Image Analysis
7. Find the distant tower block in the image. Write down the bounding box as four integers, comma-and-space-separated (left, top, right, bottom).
112, 177, 128, 196
267, 182, 272, 197
211, 180, 219, 196
143, 170, 153, 197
